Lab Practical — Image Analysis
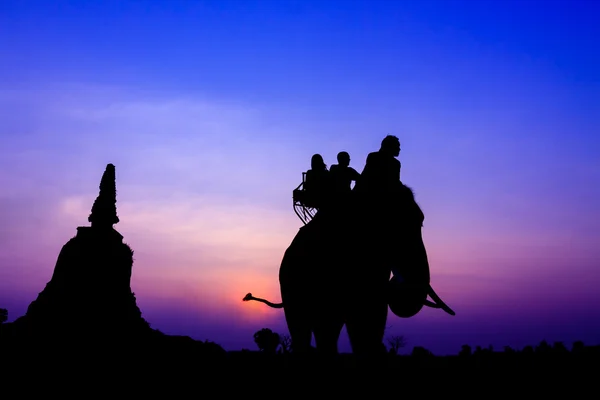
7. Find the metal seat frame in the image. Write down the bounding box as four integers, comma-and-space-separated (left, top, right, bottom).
292, 172, 318, 225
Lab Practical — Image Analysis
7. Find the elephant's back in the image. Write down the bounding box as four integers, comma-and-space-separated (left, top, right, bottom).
279, 215, 349, 306
279, 217, 340, 281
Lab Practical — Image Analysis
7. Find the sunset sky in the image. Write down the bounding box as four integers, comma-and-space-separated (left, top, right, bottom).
1, 0, 599, 355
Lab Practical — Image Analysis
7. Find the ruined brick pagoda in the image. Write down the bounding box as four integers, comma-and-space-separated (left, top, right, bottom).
11, 164, 152, 344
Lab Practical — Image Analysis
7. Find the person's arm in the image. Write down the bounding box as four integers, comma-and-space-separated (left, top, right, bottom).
350, 167, 360, 181
360, 153, 375, 176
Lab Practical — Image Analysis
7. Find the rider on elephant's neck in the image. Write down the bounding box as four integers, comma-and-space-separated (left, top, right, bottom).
354, 135, 401, 200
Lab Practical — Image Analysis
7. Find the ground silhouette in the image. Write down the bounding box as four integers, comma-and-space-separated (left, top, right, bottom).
0, 164, 226, 363
0, 140, 596, 390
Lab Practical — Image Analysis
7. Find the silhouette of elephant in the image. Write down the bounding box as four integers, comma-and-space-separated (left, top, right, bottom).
244, 182, 454, 358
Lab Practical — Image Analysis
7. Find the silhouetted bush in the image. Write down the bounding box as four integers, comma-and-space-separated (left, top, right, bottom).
254, 328, 281, 354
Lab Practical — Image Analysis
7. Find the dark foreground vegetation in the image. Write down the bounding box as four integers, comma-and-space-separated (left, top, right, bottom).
1, 324, 597, 395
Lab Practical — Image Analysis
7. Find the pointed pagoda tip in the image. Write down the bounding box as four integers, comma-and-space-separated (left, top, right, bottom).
88, 162, 119, 227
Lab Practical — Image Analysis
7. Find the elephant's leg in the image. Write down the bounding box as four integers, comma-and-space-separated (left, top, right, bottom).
279, 238, 313, 355
346, 301, 388, 357
281, 302, 313, 355
345, 273, 389, 362
313, 318, 344, 356
278, 217, 339, 359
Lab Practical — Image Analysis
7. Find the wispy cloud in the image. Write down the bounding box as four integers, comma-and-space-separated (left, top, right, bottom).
2, 82, 600, 352
0, 84, 305, 328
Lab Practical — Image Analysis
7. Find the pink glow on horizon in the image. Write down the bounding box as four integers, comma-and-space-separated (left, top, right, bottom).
1, 80, 599, 354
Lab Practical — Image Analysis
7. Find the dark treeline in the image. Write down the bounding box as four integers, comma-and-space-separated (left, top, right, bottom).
0, 311, 594, 397
2, 314, 596, 371
248, 326, 599, 369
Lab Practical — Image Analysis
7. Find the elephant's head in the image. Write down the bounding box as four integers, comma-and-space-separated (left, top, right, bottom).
386, 183, 454, 318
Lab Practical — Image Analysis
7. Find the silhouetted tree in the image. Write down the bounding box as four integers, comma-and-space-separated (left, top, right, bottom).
387, 335, 407, 355
280, 334, 292, 353
459, 344, 472, 357
0, 308, 7, 324
553, 341, 569, 355
504, 346, 515, 354
536, 340, 551, 355
253, 328, 280, 354
522, 345, 534, 355
572, 340, 585, 355
411, 346, 433, 358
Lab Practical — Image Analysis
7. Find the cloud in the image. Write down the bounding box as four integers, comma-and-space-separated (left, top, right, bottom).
3, 82, 600, 352
0, 83, 315, 205
0, 84, 312, 327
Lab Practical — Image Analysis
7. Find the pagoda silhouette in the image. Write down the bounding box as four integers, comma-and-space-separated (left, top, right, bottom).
9, 164, 152, 346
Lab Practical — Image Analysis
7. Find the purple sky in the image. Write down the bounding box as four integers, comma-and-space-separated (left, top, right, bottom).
1, 0, 599, 355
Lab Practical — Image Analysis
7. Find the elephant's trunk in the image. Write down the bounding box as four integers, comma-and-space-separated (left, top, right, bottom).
389, 227, 455, 317
387, 225, 433, 318
391, 227, 430, 284
409, 230, 455, 315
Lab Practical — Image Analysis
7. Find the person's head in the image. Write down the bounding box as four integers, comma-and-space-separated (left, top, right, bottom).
336, 151, 350, 167
380, 135, 400, 157
311, 154, 327, 170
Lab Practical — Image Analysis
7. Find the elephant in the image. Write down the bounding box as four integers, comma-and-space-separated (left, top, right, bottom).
244, 182, 454, 358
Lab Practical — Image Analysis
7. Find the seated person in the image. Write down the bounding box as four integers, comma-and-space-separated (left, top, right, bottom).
303, 153, 330, 209
329, 151, 360, 215
353, 135, 403, 230
329, 151, 360, 207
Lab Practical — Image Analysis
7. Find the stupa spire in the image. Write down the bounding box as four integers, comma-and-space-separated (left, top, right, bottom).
88, 163, 119, 227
